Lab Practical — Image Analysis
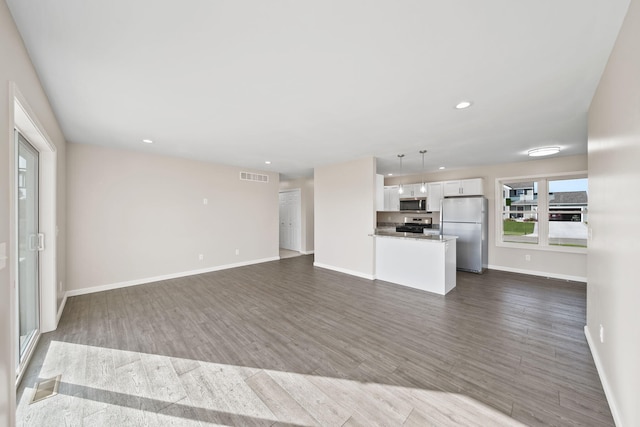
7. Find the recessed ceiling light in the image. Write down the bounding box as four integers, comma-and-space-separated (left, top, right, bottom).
528, 146, 560, 157
387, 173, 393, 176
142, 139, 153, 144
439, 166, 446, 170
455, 101, 472, 109
265, 161, 271, 165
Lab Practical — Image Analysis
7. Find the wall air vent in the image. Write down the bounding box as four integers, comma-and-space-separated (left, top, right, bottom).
240, 172, 269, 183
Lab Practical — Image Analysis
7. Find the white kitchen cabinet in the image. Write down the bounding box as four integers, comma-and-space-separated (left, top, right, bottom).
461, 178, 484, 195
376, 174, 384, 211
442, 178, 484, 196
384, 186, 400, 211
400, 183, 426, 198
427, 182, 443, 211
400, 183, 414, 197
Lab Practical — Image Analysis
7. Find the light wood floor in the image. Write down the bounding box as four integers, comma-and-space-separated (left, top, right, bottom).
17, 256, 613, 426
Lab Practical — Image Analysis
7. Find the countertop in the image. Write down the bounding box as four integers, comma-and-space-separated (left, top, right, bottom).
374, 229, 457, 242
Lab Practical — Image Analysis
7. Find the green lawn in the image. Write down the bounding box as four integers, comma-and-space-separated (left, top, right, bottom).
503, 220, 535, 235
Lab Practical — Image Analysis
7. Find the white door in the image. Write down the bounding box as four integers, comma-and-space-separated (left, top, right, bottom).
279, 189, 301, 251
16, 132, 41, 368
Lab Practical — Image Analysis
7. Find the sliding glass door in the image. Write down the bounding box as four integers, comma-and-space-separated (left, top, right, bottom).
17, 131, 40, 364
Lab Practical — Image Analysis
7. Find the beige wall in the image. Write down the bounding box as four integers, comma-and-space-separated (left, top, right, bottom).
0, 2, 67, 425
386, 154, 588, 280
315, 157, 376, 278
587, 0, 639, 424
279, 177, 314, 253
66, 143, 279, 292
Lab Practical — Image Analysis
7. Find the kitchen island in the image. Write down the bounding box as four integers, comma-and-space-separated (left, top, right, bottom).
374, 230, 457, 295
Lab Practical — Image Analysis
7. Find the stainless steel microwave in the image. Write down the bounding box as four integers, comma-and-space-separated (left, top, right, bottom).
399, 198, 427, 211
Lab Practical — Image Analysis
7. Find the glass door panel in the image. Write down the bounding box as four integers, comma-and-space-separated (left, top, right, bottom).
17, 132, 40, 362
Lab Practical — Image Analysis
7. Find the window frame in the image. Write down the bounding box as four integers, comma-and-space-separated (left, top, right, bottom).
495, 171, 588, 254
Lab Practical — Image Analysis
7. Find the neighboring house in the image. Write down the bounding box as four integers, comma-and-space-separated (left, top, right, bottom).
503, 182, 537, 220
502, 182, 588, 222
549, 191, 589, 222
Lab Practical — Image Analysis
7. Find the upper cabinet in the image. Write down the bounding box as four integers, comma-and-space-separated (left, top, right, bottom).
383, 186, 400, 211
400, 183, 419, 198
377, 178, 483, 211
376, 174, 385, 211
442, 178, 484, 197
400, 183, 428, 198
427, 182, 443, 211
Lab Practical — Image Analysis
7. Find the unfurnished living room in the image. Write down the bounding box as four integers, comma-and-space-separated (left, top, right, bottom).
1, 1, 639, 426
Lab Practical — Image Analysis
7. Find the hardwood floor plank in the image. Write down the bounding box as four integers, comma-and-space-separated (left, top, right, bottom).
245, 370, 317, 426
267, 371, 352, 426
16, 256, 613, 426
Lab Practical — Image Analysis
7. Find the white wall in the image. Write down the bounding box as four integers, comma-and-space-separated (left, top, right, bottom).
66, 143, 279, 293
315, 157, 376, 279
386, 154, 588, 281
0, 2, 67, 425
587, 0, 639, 424
279, 177, 314, 253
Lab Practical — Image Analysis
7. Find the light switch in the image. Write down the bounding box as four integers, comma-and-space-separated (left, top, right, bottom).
203, 198, 208, 205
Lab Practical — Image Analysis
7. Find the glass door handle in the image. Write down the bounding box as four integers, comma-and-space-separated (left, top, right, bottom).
37, 233, 45, 251
28, 234, 38, 251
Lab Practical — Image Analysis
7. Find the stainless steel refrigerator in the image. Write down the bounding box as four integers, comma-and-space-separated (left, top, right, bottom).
441, 196, 488, 273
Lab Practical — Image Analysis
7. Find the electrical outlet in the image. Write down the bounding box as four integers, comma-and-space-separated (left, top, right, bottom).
198, 254, 204, 261
599, 324, 604, 343
235, 249, 240, 256
525, 254, 531, 262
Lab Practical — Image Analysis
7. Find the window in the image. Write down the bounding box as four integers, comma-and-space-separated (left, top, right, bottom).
497, 173, 587, 251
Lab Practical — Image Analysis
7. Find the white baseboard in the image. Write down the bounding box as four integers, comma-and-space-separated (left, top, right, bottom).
584, 326, 622, 427
301, 250, 315, 255
66, 257, 280, 297
313, 262, 374, 280
487, 264, 586, 283
56, 292, 68, 325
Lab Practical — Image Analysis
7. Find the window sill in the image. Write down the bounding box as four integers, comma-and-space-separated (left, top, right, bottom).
496, 241, 587, 254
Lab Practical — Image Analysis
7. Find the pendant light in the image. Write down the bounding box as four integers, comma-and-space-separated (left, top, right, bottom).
419, 150, 427, 193
397, 154, 405, 194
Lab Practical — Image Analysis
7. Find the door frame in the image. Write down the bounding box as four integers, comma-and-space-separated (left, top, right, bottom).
9, 82, 58, 384
279, 188, 302, 252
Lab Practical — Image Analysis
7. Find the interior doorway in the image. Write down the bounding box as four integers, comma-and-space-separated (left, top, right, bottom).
279, 189, 302, 255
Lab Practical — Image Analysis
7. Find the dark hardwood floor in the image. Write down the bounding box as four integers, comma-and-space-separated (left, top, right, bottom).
17, 255, 613, 426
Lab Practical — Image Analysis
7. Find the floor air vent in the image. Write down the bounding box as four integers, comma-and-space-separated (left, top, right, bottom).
240, 171, 269, 183
30, 375, 61, 404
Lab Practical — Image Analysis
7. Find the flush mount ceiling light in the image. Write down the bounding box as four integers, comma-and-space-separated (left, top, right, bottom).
455, 101, 472, 109
264, 161, 271, 165
397, 154, 405, 194
528, 146, 560, 157
142, 139, 153, 144
387, 173, 393, 176
439, 166, 446, 170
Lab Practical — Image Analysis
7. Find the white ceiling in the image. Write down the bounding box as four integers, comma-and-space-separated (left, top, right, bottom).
7, 0, 630, 179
